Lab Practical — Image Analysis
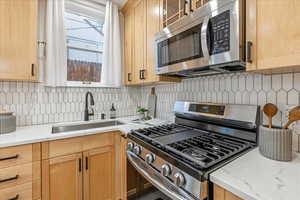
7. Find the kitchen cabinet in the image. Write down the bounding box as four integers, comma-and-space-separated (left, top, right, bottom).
43, 153, 83, 200
191, 0, 210, 10
0, 0, 38, 81
246, 0, 300, 74
133, 0, 147, 84
83, 146, 114, 200
42, 131, 127, 200
160, 0, 210, 29
124, 9, 136, 85
214, 184, 243, 200
160, 0, 186, 28
0, 143, 41, 200
122, 0, 181, 86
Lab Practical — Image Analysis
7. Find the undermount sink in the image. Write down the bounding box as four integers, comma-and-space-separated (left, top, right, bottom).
52, 120, 125, 134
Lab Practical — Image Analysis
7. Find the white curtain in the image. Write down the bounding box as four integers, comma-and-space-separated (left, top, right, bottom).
101, 0, 122, 87
44, 0, 67, 87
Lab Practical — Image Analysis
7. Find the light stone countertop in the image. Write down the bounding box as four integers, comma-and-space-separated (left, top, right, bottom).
2, 117, 300, 200
0, 116, 169, 148
210, 148, 300, 200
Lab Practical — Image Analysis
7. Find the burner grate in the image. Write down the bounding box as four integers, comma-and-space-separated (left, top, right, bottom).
166, 132, 252, 168
134, 124, 192, 139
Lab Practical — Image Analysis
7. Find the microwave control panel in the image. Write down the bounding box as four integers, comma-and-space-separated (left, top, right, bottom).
210, 10, 231, 55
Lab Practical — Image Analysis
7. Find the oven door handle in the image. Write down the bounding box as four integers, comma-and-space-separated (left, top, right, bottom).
127, 151, 199, 200
201, 16, 210, 61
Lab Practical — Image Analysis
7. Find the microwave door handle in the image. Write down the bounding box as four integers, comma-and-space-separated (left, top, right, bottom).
201, 17, 210, 60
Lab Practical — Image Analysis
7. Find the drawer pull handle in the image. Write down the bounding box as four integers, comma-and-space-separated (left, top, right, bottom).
7, 194, 19, 200
0, 175, 19, 183
85, 157, 88, 170
0, 154, 19, 162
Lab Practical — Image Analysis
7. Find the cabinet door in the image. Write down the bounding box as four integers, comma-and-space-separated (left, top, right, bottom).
214, 184, 243, 200
133, 0, 146, 84
42, 153, 83, 200
83, 146, 115, 200
144, 0, 160, 84
246, 0, 300, 72
124, 9, 134, 85
192, 0, 209, 10
161, 0, 186, 28
114, 133, 127, 200
0, 0, 38, 81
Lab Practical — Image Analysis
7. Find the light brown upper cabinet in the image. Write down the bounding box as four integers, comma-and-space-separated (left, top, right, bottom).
122, 0, 181, 86
160, 0, 210, 29
246, 0, 300, 73
0, 0, 38, 81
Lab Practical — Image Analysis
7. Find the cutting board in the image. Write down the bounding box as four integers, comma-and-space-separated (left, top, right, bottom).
147, 87, 157, 118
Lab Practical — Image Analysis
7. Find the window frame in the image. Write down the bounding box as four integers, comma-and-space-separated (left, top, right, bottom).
64, 4, 107, 88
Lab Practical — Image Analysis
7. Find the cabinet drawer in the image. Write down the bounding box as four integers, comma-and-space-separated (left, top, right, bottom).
0, 161, 40, 190
0, 180, 41, 200
0, 144, 41, 169
42, 132, 116, 159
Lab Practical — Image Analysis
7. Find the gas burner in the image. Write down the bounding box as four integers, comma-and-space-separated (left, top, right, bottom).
182, 148, 207, 162
211, 145, 220, 151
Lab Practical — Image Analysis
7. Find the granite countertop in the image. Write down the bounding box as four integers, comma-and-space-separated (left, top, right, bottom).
210, 148, 300, 200
0, 116, 169, 148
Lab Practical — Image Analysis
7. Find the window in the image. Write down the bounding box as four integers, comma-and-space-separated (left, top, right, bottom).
65, 4, 105, 87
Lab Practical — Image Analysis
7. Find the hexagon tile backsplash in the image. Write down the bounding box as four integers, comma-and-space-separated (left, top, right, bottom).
0, 82, 141, 126
141, 72, 300, 128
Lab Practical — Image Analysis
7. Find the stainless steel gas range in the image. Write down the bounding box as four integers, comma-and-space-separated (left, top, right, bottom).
127, 101, 260, 200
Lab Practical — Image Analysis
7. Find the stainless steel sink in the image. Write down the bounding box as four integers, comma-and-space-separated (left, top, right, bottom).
52, 121, 125, 134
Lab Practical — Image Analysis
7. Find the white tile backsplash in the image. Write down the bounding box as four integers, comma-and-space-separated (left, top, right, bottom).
141, 72, 300, 128
0, 82, 141, 126
2, 71, 300, 129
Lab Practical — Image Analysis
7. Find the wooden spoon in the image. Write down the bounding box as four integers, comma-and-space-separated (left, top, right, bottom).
284, 106, 300, 129
263, 103, 278, 128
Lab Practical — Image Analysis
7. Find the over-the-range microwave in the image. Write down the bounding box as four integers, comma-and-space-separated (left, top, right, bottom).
155, 0, 248, 77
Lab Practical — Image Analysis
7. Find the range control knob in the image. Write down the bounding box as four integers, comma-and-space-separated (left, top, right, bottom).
174, 172, 185, 187
133, 145, 142, 155
127, 142, 134, 151
161, 164, 172, 177
145, 154, 155, 164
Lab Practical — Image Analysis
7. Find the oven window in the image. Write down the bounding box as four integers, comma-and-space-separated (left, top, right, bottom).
157, 24, 203, 68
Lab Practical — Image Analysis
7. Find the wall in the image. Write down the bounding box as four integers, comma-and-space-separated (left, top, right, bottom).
141, 72, 300, 127
0, 81, 141, 126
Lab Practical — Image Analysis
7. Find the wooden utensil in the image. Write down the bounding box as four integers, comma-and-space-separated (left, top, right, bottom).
263, 103, 278, 128
284, 106, 300, 129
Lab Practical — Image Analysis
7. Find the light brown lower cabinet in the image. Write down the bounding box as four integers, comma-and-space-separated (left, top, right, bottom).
214, 184, 243, 200
83, 146, 115, 200
42, 131, 127, 200
42, 153, 83, 200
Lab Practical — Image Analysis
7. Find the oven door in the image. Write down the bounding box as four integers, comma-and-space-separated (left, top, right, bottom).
127, 151, 200, 200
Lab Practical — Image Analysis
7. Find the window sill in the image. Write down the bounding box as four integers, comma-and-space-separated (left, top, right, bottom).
64, 81, 121, 88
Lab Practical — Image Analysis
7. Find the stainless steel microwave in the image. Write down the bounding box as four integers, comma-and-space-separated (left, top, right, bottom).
155, 0, 246, 77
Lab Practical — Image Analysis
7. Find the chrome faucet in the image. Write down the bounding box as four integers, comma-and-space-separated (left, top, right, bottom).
84, 91, 95, 121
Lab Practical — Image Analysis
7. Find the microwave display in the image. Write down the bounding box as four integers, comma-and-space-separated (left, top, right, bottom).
210, 10, 231, 55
